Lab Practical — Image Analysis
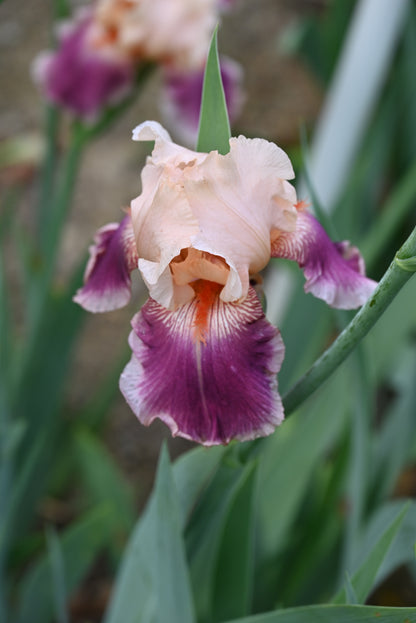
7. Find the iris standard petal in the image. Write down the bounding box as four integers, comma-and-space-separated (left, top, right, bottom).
131, 180, 200, 309
74, 214, 138, 312
119, 284, 285, 445
132, 119, 207, 169
183, 136, 297, 301
130, 125, 298, 308
94, 0, 217, 70
271, 209, 377, 309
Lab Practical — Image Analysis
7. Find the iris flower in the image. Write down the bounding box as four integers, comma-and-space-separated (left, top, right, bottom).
74, 121, 377, 445
33, 0, 242, 129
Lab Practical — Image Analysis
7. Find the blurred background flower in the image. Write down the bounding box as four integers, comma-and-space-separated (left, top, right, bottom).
31, 0, 243, 141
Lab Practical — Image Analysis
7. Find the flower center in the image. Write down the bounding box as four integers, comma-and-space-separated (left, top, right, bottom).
170, 247, 230, 288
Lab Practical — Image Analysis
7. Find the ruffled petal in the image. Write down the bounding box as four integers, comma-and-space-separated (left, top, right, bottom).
271, 210, 377, 309
119, 284, 285, 445
130, 123, 298, 307
184, 136, 297, 300
131, 179, 200, 309
74, 214, 138, 312
132, 120, 207, 169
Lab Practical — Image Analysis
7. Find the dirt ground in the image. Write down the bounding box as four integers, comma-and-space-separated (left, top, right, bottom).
0, 0, 323, 510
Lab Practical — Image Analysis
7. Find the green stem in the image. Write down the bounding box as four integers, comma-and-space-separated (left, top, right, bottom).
21, 64, 155, 375
14, 126, 86, 396
38, 104, 60, 245
43, 122, 86, 269
83, 63, 154, 141
282, 226, 416, 416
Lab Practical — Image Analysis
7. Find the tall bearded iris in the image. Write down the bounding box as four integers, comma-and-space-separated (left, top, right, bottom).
74, 121, 377, 445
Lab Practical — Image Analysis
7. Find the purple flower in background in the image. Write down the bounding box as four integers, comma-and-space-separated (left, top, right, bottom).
33, 0, 244, 131
33, 0, 235, 122
74, 121, 377, 445
33, 10, 134, 119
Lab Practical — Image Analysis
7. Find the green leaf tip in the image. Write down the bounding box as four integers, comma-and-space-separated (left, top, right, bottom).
197, 26, 231, 155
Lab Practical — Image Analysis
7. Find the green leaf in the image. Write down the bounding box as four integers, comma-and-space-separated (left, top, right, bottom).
361, 158, 416, 271
299, 125, 338, 239
45, 527, 69, 623
0, 189, 19, 390
79, 347, 130, 431
212, 462, 257, 621
365, 277, 416, 382
103, 500, 155, 623
196, 27, 231, 154
74, 428, 135, 545
343, 573, 358, 606
223, 604, 416, 623
341, 346, 374, 574
173, 444, 227, 522
257, 367, 351, 559
153, 443, 195, 623
354, 501, 416, 589
17, 506, 113, 623
104, 445, 225, 623
271, 440, 349, 606
332, 502, 409, 604
372, 346, 416, 502
10, 268, 85, 542
187, 456, 257, 622
276, 276, 332, 392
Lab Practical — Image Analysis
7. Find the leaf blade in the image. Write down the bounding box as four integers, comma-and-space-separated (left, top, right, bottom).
196, 27, 231, 154
153, 444, 195, 623
223, 604, 416, 623
332, 502, 409, 604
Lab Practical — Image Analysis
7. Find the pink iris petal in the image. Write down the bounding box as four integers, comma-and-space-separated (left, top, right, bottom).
271, 209, 377, 309
74, 214, 138, 312
33, 15, 133, 118
161, 56, 244, 145
130, 121, 297, 309
119, 284, 285, 446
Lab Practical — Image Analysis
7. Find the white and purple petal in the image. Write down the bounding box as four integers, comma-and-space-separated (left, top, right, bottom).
74, 214, 138, 312
119, 285, 285, 446
33, 14, 133, 118
271, 210, 377, 309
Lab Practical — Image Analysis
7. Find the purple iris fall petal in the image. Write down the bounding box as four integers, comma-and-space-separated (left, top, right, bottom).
33, 15, 133, 118
271, 209, 377, 309
119, 284, 285, 446
74, 214, 138, 312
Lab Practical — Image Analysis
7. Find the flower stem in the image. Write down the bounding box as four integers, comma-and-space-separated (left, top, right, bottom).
37, 104, 60, 244
282, 225, 416, 416
42, 121, 86, 270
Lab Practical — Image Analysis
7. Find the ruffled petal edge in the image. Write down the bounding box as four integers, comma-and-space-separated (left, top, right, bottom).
271, 210, 377, 309
119, 285, 285, 445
